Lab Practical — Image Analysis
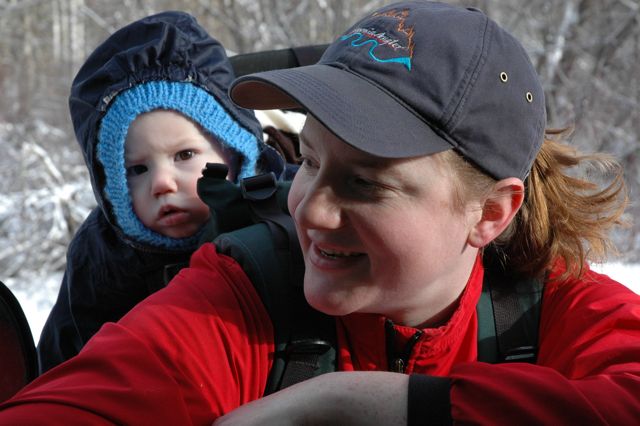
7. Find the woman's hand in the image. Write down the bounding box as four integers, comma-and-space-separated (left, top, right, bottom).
212, 371, 409, 425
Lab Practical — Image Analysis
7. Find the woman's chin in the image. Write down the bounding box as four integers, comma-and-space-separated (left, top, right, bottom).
304, 283, 359, 317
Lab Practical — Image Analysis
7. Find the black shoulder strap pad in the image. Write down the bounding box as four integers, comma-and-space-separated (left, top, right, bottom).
477, 255, 545, 364
207, 172, 336, 395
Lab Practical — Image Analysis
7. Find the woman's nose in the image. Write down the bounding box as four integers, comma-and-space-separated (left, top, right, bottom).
294, 182, 343, 231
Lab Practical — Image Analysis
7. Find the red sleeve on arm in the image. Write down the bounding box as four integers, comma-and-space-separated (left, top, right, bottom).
0, 243, 274, 425
450, 269, 640, 425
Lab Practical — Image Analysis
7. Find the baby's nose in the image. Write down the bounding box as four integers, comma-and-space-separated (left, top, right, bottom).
151, 168, 178, 196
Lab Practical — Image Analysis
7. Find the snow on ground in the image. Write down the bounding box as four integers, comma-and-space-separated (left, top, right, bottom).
590, 262, 640, 294
3, 263, 639, 346
4, 272, 62, 344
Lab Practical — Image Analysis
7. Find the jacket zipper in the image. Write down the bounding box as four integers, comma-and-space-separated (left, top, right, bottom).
385, 319, 423, 373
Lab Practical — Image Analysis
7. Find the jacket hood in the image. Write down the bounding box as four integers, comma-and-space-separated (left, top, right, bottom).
69, 11, 284, 251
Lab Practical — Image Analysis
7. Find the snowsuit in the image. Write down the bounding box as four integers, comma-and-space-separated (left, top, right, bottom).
36, 11, 286, 374
5, 243, 640, 424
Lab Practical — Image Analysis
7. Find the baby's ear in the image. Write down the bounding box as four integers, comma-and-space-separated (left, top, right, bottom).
467, 178, 524, 248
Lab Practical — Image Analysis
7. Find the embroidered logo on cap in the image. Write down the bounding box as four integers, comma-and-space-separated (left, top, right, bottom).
340, 9, 414, 70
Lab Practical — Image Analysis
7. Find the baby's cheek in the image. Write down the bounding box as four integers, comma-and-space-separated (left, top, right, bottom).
192, 199, 212, 223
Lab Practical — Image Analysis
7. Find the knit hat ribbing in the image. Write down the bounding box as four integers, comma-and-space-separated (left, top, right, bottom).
97, 80, 261, 249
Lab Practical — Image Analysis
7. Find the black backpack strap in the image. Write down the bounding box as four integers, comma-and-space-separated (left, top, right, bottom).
229, 44, 329, 77
477, 259, 545, 364
211, 173, 336, 395
291, 44, 329, 67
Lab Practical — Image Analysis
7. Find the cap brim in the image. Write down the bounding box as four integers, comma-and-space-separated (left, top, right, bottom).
230, 64, 453, 159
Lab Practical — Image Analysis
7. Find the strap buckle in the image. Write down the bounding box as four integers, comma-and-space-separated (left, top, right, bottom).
503, 345, 537, 363
287, 339, 332, 355
240, 172, 277, 201
202, 162, 229, 178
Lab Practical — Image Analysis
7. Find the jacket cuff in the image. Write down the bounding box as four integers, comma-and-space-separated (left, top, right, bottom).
408, 374, 452, 426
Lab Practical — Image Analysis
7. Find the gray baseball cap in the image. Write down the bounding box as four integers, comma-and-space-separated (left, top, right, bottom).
230, 1, 546, 180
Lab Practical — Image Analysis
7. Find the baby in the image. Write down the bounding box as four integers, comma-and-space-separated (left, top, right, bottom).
36, 11, 285, 373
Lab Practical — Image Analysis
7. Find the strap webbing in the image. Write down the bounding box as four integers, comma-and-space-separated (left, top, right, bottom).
477, 259, 544, 363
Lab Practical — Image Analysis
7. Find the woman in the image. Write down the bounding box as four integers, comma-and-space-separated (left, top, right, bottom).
1, 2, 638, 424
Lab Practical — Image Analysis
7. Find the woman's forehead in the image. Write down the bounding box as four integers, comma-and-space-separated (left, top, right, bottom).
300, 116, 442, 171
300, 117, 383, 160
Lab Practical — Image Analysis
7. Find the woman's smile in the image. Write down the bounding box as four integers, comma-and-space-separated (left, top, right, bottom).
308, 241, 366, 270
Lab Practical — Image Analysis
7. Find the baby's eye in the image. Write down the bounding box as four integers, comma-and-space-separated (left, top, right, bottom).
175, 150, 196, 161
126, 164, 147, 177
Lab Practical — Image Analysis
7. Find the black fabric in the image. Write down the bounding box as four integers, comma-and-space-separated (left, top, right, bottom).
291, 44, 330, 67
230, 44, 328, 77
408, 374, 453, 426
0, 280, 37, 402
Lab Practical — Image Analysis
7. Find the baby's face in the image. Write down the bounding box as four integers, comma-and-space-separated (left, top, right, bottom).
124, 110, 230, 238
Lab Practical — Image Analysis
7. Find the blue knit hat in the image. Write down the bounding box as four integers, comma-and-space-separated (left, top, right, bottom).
97, 80, 261, 249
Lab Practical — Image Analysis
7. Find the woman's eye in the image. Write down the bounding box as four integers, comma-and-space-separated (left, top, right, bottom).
352, 176, 376, 189
354, 177, 371, 186
349, 176, 387, 198
299, 156, 318, 170
126, 164, 147, 177
176, 150, 195, 161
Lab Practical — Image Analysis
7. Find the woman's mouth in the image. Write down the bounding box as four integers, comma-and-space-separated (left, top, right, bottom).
309, 243, 365, 270
319, 248, 363, 259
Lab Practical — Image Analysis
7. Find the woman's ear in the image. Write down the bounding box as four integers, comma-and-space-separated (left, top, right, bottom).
467, 178, 524, 248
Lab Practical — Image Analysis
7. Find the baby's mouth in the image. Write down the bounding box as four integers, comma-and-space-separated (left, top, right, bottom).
156, 205, 190, 227
159, 205, 181, 218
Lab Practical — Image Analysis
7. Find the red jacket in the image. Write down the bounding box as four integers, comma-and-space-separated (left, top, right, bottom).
1, 243, 639, 425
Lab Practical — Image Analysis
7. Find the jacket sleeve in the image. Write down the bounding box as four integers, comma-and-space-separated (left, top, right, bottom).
448, 269, 640, 425
1, 243, 274, 424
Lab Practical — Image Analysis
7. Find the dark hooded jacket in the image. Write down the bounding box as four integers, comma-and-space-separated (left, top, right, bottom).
37, 11, 285, 374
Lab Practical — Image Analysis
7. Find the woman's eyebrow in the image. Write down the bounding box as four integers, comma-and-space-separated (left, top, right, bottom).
298, 134, 311, 149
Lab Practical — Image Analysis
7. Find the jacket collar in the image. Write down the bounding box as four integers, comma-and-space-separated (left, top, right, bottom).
336, 254, 484, 374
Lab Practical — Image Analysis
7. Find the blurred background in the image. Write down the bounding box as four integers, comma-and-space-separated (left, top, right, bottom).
1, 0, 639, 292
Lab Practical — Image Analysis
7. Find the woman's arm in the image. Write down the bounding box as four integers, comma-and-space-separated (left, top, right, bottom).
1, 244, 274, 425
214, 371, 409, 426
449, 269, 640, 424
